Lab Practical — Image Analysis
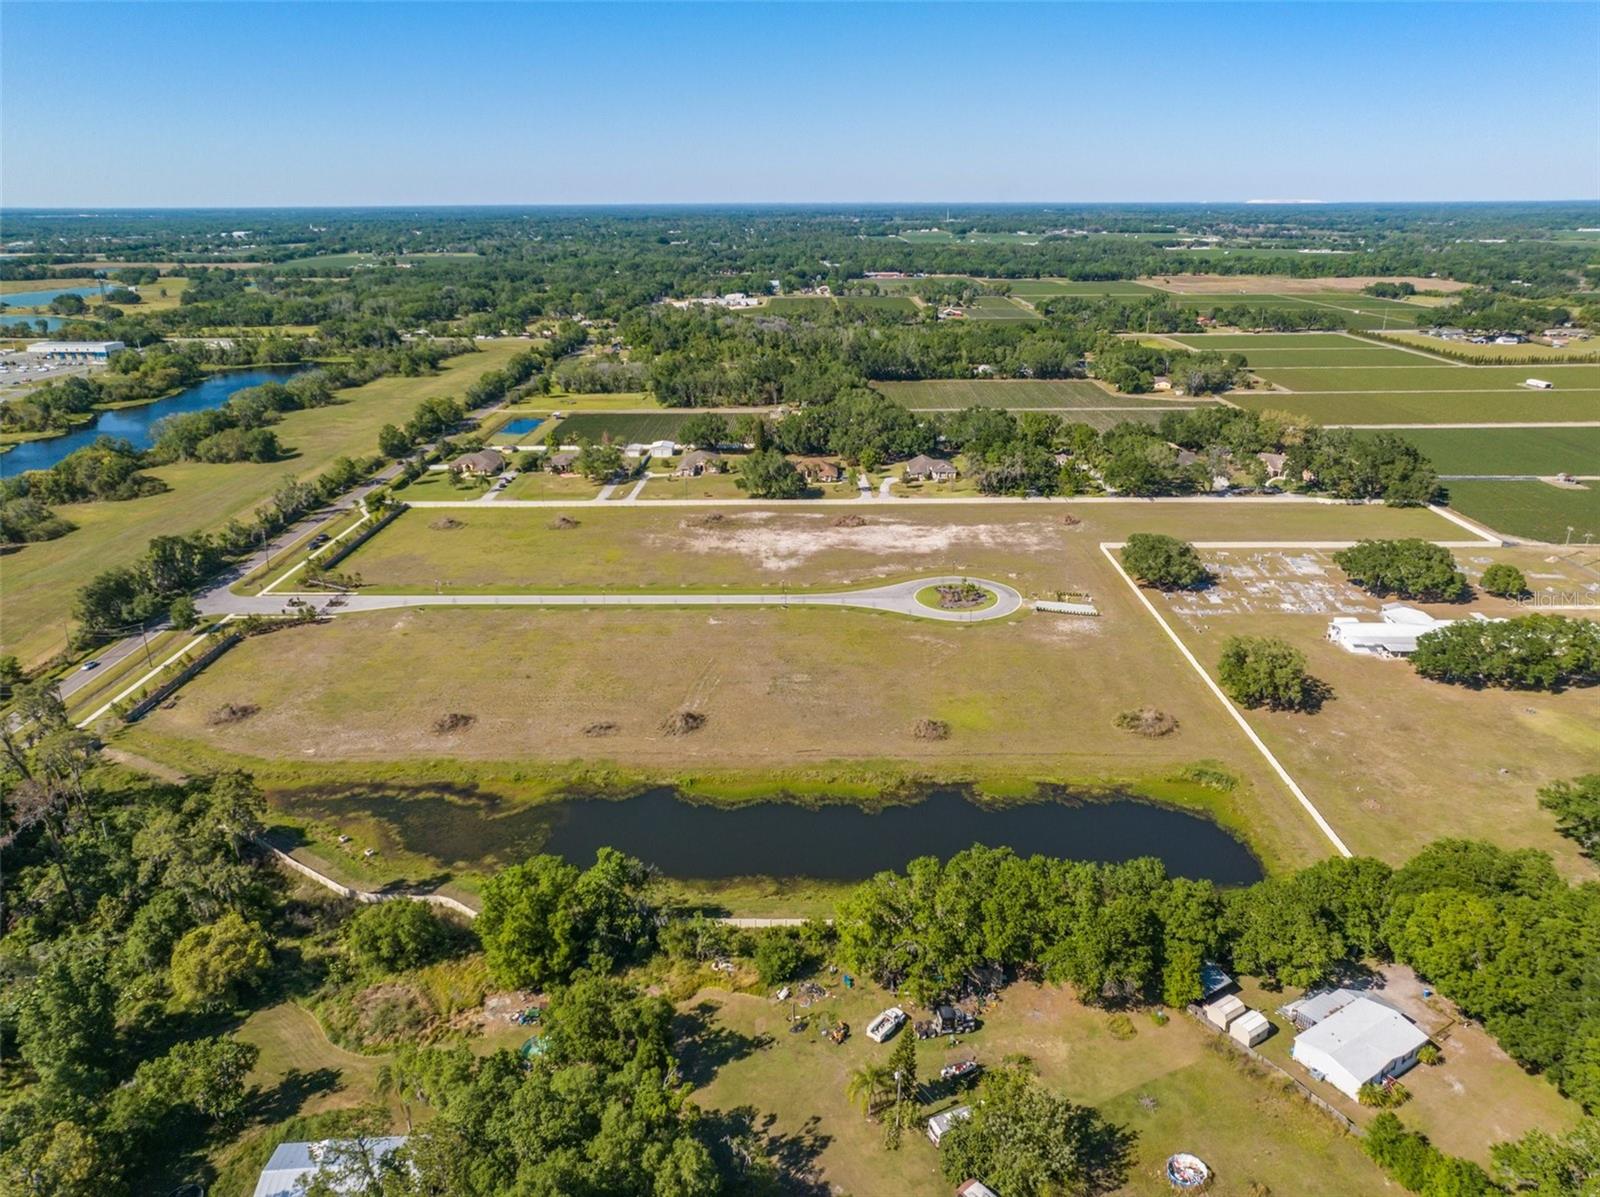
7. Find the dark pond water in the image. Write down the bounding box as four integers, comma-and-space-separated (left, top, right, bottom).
0, 367, 301, 476
280, 785, 1262, 884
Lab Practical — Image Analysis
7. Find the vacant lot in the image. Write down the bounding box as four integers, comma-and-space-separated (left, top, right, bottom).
1399, 426, 1600, 475
1447, 479, 1600, 543
1161, 549, 1600, 871
962, 296, 1041, 320
1, 340, 531, 666
553, 411, 698, 443
685, 979, 1390, 1196
872, 378, 1197, 410
992, 278, 1164, 298
1257, 363, 1600, 393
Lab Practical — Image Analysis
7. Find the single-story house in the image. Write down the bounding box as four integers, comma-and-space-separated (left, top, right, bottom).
253, 1137, 408, 1197
1290, 995, 1430, 1100
927, 1105, 974, 1147
1203, 993, 1246, 1030
1230, 1009, 1272, 1047
547, 450, 579, 474
1327, 604, 1458, 657
450, 448, 506, 476
1256, 451, 1289, 480
675, 449, 723, 477
903, 454, 958, 483
798, 458, 844, 483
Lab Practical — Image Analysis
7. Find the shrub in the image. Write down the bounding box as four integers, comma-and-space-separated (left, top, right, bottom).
1217, 636, 1320, 711
1121, 533, 1209, 590
1115, 706, 1178, 737
1479, 562, 1528, 598
169, 912, 271, 1010
1537, 774, 1600, 858
1417, 1043, 1442, 1066
343, 901, 449, 973
753, 928, 814, 987
1333, 539, 1467, 601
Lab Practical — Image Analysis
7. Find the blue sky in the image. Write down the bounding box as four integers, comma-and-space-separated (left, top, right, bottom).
3, 2, 1596, 206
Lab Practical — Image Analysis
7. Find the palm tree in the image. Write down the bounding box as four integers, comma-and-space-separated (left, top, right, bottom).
845, 1062, 893, 1123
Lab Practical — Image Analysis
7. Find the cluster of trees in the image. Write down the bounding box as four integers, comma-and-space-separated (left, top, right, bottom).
1088, 340, 1248, 395
73, 457, 369, 643
1364, 1113, 1498, 1195
1428, 290, 1573, 334
149, 373, 340, 464
1413, 614, 1600, 690
0, 349, 203, 437
1364, 281, 1419, 298
1334, 539, 1469, 601
1204, 302, 1351, 332
1120, 533, 1211, 590
1, 694, 282, 1190
3, 438, 161, 507
1217, 635, 1321, 711
835, 837, 1600, 1109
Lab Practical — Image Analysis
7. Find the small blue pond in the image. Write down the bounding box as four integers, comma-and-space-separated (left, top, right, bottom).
0, 284, 106, 309
495, 417, 543, 438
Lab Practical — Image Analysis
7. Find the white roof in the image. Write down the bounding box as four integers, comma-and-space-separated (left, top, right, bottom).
1380, 604, 1437, 626
26, 340, 125, 353
1231, 1010, 1271, 1034
928, 1105, 974, 1137
1294, 998, 1428, 1085
253, 1138, 407, 1197
1284, 987, 1361, 1025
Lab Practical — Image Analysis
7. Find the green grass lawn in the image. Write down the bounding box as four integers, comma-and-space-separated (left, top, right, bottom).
1, 339, 531, 667
872, 378, 1193, 409
1446, 479, 1600, 543
992, 278, 1163, 298
1256, 364, 1600, 393
963, 296, 1041, 320
498, 471, 606, 500
1171, 332, 1439, 369
1393, 426, 1600, 475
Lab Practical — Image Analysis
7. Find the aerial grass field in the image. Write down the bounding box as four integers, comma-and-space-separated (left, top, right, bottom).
1231, 388, 1600, 425
870, 378, 1197, 409
1151, 291, 1427, 329
990, 278, 1163, 298
552, 411, 698, 442
1446, 479, 1600, 543
1255, 364, 1600, 392
1159, 550, 1600, 872
835, 295, 919, 316
1398, 426, 1600, 475
961, 295, 1041, 320
0, 339, 530, 666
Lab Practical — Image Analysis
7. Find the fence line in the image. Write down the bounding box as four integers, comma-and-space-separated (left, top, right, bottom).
120, 633, 243, 723
1183, 1005, 1358, 1134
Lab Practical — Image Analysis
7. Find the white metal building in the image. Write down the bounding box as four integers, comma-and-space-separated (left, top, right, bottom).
26, 339, 125, 361
1327, 604, 1456, 657
1290, 997, 1429, 1099
927, 1105, 974, 1146
253, 1137, 407, 1197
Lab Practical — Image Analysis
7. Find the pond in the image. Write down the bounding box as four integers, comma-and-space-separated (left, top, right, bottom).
277, 785, 1263, 885
0, 284, 106, 310
0, 315, 66, 332
0, 367, 302, 476
494, 416, 544, 438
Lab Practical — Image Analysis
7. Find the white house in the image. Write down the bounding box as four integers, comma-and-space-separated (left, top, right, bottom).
253, 1138, 408, 1197
1289, 996, 1429, 1099
1327, 604, 1455, 657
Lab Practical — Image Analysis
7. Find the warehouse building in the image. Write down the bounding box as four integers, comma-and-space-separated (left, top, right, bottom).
26, 339, 125, 361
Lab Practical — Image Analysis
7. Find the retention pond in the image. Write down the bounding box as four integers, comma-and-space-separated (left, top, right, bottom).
280, 785, 1263, 885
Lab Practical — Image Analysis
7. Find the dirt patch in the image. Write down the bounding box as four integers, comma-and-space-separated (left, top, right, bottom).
433, 712, 476, 734
832, 513, 868, 528
913, 718, 950, 741
1115, 706, 1178, 738
1062, 514, 1081, 528
583, 721, 620, 737
667, 512, 1060, 573
429, 517, 465, 531
661, 709, 707, 737
548, 515, 581, 530
208, 702, 260, 726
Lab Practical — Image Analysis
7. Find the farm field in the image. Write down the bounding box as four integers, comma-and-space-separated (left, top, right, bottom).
1150, 290, 1429, 329
1159, 548, 1600, 872
552, 411, 698, 442
836, 295, 919, 316
962, 295, 1040, 320
871, 378, 1201, 410
1231, 388, 1600, 425
1255, 364, 1600, 393
685, 980, 1395, 1197
1395, 426, 1600, 476
988, 277, 1164, 298
1145, 274, 1471, 295
1446, 479, 1600, 543
0, 339, 531, 667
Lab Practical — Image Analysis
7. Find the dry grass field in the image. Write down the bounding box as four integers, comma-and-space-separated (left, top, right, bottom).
1158, 547, 1600, 872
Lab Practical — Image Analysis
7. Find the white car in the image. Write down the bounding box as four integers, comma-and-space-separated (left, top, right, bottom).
866, 1006, 907, 1043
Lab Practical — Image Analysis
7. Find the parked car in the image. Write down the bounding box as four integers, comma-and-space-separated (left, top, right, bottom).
866, 1006, 907, 1043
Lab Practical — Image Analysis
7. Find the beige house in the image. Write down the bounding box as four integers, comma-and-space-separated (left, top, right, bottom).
675, 449, 723, 477
450, 448, 506, 476
902, 454, 957, 482
547, 450, 579, 474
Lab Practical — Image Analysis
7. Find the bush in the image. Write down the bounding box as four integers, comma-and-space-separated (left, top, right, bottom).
1333, 540, 1467, 601
1121, 533, 1209, 590
752, 928, 814, 987
343, 901, 449, 973
1537, 773, 1600, 858
1479, 562, 1528, 598
1217, 636, 1320, 711
1359, 1080, 1411, 1108
169, 912, 271, 1009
